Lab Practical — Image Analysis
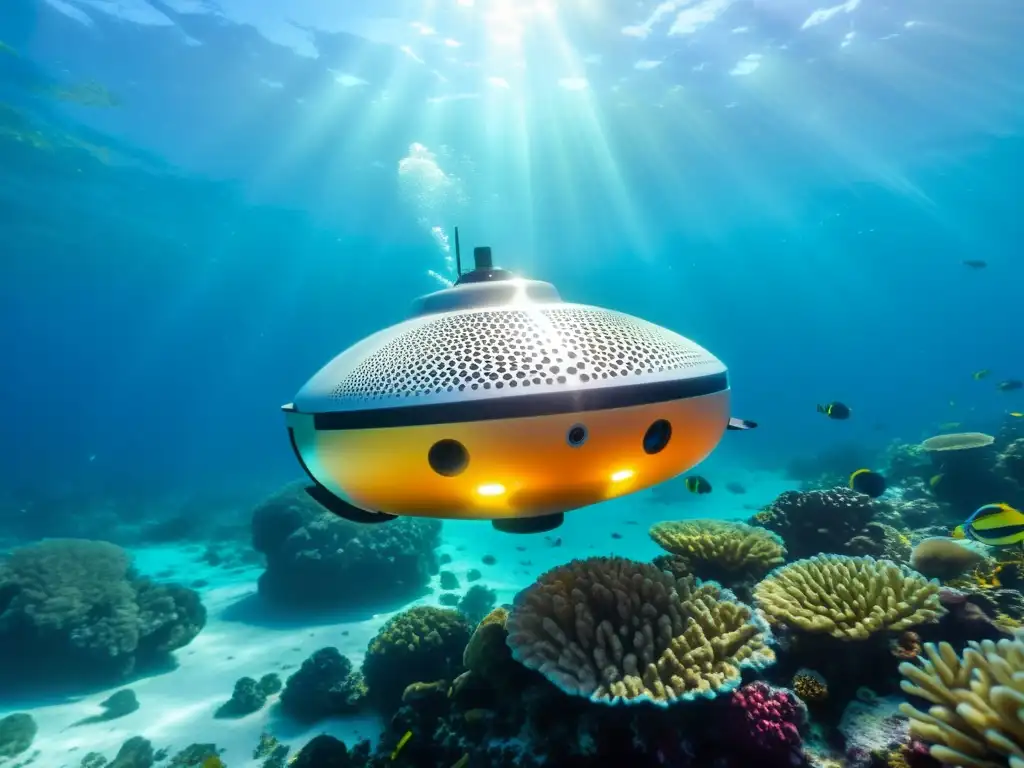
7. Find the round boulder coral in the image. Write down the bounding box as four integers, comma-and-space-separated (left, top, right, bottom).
252, 482, 442, 609
362, 606, 471, 714
751, 487, 880, 559
506, 556, 775, 706
754, 555, 946, 640
0, 539, 205, 690
649, 519, 787, 583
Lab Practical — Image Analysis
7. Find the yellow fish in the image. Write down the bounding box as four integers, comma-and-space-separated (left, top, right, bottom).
929, 474, 944, 488
391, 730, 413, 761
973, 369, 991, 380
1009, 412, 1023, 418
201, 757, 224, 768
954, 503, 1024, 547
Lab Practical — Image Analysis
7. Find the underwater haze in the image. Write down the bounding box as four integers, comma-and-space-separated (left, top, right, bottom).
2, 0, 1024, 766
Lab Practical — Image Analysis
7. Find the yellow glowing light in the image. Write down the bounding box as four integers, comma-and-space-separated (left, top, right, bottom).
477, 483, 507, 497
610, 469, 635, 483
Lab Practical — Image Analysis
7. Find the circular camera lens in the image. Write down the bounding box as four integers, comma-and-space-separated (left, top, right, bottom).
428, 439, 469, 476
643, 419, 672, 455
567, 424, 588, 447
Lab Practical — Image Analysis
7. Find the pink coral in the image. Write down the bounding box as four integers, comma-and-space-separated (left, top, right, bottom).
726, 681, 806, 766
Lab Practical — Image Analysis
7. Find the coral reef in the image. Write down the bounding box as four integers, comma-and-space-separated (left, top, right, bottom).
910, 537, 988, 581
752, 487, 882, 559
363, 606, 471, 714
0, 713, 36, 758
725, 681, 807, 766
921, 432, 1023, 514
505, 556, 775, 706
457, 584, 498, 626
754, 555, 945, 640
280, 647, 365, 722
649, 519, 787, 584
214, 675, 278, 718
0, 539, 205, 689
251, 482, 442, 609
899, 637, 1024, 767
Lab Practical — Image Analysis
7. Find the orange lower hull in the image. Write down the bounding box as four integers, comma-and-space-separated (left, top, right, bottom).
287, 390, 730, 520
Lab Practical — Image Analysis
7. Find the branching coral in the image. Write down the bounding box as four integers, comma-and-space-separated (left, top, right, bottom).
0, 539, 205, 687
649, 519, 787, 582
753, 555, 945, 640
752, 487, 880, 559
505, 556, 774, 706
899, 638, 1024, 767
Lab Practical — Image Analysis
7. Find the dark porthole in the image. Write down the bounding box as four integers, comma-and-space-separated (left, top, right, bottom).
643, 419, 672, 455
428, 439, 469, 476
567, 424, 588, 447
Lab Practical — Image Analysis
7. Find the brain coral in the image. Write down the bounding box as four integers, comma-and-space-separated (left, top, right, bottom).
649, 519, 787, 582
753, 555, 945, 640
0, 539, 205, 688
505, 556, 775, 706
900, 638, 1024, 767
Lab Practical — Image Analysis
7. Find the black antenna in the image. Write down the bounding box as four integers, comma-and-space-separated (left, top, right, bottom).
454, 226, 462, 277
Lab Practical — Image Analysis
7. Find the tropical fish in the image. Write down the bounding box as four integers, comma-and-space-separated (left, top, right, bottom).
962, 259, 987, 269
939, 422, 961, 431
953, 503, 1024, 547
929, 474, 944, 488
684, 476, 712, 494
817, 402, 851, 420
998, 380, 1023, 392
1010, 412, 1023, 418
849, 469, 886, 498
726, 481, 747, 495
972, 369, 991, 380
201, 757, 224, 768
391, 730, 413, 760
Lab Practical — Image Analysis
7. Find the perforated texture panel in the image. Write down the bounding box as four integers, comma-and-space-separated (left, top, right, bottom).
328, 306, 716, 404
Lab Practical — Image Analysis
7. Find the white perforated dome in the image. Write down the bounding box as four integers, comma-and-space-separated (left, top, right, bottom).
294, 302, 725, 414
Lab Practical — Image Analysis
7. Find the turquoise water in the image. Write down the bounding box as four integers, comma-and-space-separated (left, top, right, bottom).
2, 1, 1024, 766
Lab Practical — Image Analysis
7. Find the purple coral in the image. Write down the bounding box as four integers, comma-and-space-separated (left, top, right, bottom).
725, 682, 806, 766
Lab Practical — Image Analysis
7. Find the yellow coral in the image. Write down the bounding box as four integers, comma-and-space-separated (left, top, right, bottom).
792, 668, 828, 702
506, 556, 775, 706
899, 638, 1024, 768
753, 555, 945, 640
649, 519, 787, 579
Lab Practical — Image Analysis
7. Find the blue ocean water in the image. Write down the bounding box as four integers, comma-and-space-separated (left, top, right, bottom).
2, 0, 1024, 765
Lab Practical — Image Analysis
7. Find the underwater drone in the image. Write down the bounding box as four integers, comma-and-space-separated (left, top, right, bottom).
282, 230, 756, 533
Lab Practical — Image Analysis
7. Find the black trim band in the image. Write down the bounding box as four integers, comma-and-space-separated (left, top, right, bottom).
307, 371, 729, 431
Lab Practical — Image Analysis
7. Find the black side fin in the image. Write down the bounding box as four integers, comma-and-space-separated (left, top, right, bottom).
728, 417, 758, 431
304, 485, 397, 525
